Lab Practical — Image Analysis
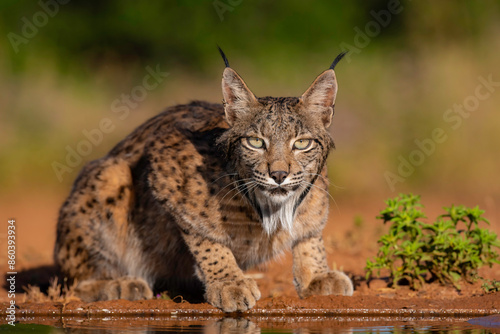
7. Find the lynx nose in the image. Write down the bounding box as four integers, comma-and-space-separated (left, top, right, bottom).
270, 170, 288, 185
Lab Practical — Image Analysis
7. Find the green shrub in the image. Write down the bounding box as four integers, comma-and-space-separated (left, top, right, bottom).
366, 194, 500, 290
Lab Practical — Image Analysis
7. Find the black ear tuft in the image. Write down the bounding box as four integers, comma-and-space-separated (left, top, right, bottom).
217, 45, 230, 68
329, 51, 348, 70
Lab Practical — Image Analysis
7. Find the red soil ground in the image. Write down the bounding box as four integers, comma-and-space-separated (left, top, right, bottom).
1, 191, 499, 318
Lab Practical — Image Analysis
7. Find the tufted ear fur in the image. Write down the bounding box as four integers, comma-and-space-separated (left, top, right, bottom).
222, 67, 258, 126
300, 69, 338, 128
300, 51, 346, 128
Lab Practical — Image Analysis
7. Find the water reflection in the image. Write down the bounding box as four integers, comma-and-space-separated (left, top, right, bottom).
205, 318, 260, 334
2, 316, 495, 333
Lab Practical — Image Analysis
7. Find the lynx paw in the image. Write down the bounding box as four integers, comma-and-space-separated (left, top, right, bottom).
205, 278, 261, 312
75, 277, 153, 302
299, 271, 353, 298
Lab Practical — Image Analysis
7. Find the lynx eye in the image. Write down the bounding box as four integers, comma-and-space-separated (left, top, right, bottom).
247, 137, 265, 149
293, 139, 312, 150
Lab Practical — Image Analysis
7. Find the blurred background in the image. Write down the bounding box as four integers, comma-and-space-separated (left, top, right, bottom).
0, 1, 499, 271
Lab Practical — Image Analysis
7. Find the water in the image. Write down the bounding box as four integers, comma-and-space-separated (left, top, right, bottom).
1, 315, 499, 333
0, 315, 500, 334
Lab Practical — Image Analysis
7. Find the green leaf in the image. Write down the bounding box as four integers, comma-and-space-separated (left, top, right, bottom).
365, 194, 499, 292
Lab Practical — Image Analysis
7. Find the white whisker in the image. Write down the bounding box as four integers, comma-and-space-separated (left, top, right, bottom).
210, 173, 239, 185
302, 172, 328, 182
300, 180, 340, 215
217, 179, 257, 207
302, 172, 345, 190
227, 181, 258, 204
214, 177, 254, 198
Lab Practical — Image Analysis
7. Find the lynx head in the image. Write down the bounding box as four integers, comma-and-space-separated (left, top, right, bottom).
217, 48, 346, 235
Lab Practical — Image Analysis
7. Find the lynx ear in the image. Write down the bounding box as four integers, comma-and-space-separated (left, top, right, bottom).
300, 69, 338, 128
222, 67, 258, 126
300, 52, 347, 128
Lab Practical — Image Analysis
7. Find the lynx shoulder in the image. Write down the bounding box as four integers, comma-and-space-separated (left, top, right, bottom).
54, 50, 353, 312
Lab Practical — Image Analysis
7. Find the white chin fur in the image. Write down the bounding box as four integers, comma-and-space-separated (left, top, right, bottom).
255, 189, 298, 236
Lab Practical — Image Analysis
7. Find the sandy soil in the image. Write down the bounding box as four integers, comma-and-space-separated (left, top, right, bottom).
1, 190, 499, 317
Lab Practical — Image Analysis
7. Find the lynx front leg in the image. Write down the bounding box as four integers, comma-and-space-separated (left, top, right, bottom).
181, 232, 261, 312
292, 235, 353, 298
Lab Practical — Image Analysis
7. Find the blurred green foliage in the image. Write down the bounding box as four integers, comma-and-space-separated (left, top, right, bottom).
1, 1, 500, 198
2, 2, 352, 71
1, 1, 497, 73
